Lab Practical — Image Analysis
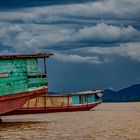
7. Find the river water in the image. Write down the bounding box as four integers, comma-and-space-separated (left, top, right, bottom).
0, 102, 140, 140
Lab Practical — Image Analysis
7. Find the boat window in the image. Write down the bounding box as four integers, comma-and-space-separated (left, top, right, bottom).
79, 94, 96, 104
95, 93, 102, 101
26, 58, 48, 88
84, 95, 87, 103
79, 95, 83, 104
79, 95, 88, 104
38, 58, 47, 75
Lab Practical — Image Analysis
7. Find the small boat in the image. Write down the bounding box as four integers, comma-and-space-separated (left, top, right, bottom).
3, 90, 103, 115
0, 53, 53, 115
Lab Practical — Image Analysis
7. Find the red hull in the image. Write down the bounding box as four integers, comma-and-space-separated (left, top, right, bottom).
0, 88, 48, 115
3, 102, 101, 115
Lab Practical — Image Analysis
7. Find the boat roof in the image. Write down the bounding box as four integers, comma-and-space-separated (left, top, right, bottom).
0, 53, 54, 59
47, 90, 103, 97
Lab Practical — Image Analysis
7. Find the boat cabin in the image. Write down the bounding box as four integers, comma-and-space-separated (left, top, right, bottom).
72, 90, 102, 105
0, 53, 53, 96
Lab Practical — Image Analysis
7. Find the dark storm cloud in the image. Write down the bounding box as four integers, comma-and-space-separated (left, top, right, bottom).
0, 0, 96, 9
0, 22, 139, 53
0, 0, 140, 63
0, 0, 140, 91
0, 0, 140, 24
48, 55, 140, 92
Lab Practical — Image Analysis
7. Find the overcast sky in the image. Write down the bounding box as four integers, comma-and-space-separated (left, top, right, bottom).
0, 0, 140, 92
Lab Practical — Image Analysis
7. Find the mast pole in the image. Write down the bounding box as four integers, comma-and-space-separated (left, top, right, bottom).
44, 58, 47, 75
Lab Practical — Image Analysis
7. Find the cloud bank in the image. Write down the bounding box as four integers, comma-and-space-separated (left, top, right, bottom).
85, 42, 140, 62
53, 52, 110, 64
0, 0, 140, 64
0, 23, 139, 53
0, 0, 140, 23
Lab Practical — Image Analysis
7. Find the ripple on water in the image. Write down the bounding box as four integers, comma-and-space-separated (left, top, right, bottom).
0, 103, 140, 140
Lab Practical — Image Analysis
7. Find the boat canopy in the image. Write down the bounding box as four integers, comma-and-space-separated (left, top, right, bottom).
0, 53, 54, 59
47, 90, 103, 97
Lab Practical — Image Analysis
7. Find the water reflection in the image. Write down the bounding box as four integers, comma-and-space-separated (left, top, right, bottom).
0, 122, 44, 131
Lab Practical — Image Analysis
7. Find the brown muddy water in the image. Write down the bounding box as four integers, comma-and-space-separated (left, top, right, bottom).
0, 102, 140, 140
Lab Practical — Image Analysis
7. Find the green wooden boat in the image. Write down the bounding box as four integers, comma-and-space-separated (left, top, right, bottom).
0, 53, 53, 116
